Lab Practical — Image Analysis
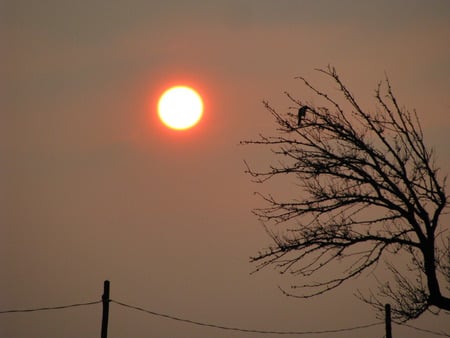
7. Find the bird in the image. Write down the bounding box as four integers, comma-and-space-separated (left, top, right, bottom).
298, 105, 309, 126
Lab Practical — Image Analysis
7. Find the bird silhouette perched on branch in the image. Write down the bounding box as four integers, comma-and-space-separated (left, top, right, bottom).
298, 105, 309, 126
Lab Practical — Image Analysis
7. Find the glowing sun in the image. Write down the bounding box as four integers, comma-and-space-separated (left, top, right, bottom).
157, 86, 204, 130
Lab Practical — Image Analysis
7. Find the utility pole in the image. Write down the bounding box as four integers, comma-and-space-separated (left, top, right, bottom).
385, 303, 392, 338
101, 280, 110, 338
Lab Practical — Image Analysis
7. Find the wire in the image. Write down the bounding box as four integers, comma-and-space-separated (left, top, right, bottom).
10, 297, 446, 337
0, 300, 102, 314
397, 323, 450, 337
111, 299, 383, 335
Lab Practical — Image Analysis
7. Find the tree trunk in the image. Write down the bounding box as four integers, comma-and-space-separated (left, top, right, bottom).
423, 240, 450, 310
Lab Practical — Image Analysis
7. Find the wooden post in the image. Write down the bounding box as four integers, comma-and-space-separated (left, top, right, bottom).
385, 303, 392, 338
101, 280, 110, 338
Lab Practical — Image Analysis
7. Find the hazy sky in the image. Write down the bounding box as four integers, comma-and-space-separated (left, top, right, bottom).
2, 1, 450, 337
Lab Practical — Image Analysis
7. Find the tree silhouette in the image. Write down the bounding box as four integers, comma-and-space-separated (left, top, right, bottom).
243, 66, 449, 322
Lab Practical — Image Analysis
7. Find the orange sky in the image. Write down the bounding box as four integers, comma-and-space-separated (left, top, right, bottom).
2, 1, 449, 337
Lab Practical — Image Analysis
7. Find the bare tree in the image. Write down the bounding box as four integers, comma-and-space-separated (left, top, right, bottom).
243, 66, 450, 322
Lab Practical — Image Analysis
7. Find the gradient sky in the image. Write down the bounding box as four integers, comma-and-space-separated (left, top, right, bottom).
2, 1, 450, 337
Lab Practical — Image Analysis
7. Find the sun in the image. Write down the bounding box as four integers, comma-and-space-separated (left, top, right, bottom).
157, 86, 204, 130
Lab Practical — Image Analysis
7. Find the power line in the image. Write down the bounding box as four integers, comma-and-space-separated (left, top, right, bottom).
111, 299, 383, 335
3, 295, 446, 338
0, 300, 101, 314
396, 323, 450, 337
